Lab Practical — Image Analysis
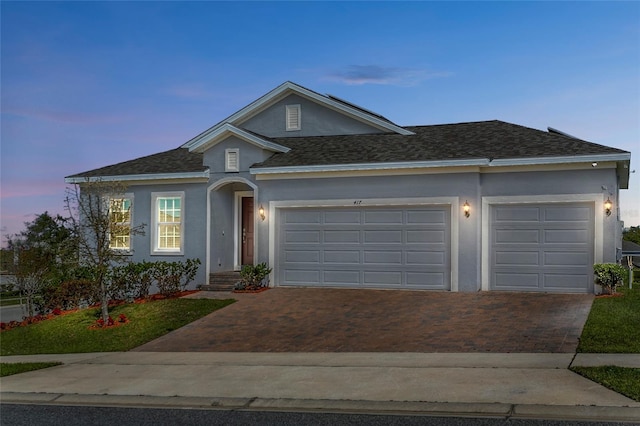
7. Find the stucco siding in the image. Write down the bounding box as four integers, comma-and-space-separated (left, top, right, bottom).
240, 94, 386, 137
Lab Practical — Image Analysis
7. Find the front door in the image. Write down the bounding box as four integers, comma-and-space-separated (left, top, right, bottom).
241, 197, 254, 265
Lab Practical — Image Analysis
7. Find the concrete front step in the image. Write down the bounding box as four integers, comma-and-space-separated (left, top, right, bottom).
204, 271, 241, 292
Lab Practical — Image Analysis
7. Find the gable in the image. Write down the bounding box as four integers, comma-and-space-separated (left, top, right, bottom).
202, 135, 274, 174
239, 93, 391, 138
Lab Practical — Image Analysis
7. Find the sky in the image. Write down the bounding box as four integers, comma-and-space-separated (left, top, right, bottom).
1, 1, 639, 245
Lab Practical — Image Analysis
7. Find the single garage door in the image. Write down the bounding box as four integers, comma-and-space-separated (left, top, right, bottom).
277, 205, 450, 290
490, 202, 594, 293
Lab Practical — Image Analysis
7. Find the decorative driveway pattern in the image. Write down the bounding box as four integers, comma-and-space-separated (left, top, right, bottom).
134, 288, 594, 353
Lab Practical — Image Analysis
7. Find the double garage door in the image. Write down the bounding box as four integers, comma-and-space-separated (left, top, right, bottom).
277, 205, 451, 290
489, 203, 594, 293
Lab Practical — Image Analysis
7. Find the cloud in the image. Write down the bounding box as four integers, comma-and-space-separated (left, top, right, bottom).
326, 65, 451, 87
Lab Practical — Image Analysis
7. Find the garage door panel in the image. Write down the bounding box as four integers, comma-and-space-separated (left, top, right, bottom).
494, 272, 540, 289
363, 250, 402, 265
285, 250, 320, 264
495, 229, 540, 244
543, 251, 590, 266
324, 211, 361, 224
284, 211, 321, 224
324, 270, 361, 285
364, 210, 404, 224
495, 251, 539, 266
544, 229, 588, 244
278, 206, 450, 290
325, 230, 360, 243
324, 250, 360, 264
364, 271, 402, 286
407, 210, 446, 224
364, 230, 402, 243
407, 272, 445, 288
490, 202, 594, 293
544, 206, 590, 221
284, 269, 320, 285
496, 207, 540, 221
407, 230, 445, 243
406, 251, 445, 265
285, 230, 320, 243
543, 274, 591, 290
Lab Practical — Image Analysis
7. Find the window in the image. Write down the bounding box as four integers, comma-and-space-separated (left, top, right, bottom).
225, 148, 239, 172
286, 104, 301, 131
109, 197, 132, 250
152, 192, 184, 254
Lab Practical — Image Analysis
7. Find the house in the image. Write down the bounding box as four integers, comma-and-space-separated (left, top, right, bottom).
66, 81, 631, 294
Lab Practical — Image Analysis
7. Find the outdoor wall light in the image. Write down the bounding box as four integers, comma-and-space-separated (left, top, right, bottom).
463, 201, 471, 218
259, 205, 266, 221
604, 198, 612, 217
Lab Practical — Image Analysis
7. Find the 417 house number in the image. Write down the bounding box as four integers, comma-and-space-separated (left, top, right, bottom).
353, 200, 363, 205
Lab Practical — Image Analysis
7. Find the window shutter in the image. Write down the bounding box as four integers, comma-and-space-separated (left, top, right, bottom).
286, 105, 301, 131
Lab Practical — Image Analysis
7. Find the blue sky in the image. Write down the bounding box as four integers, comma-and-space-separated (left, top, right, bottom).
1, 1, 639, 243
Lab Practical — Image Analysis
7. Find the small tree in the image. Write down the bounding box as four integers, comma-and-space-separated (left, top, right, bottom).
593, 263, 627, 294
65, 179, 145, 325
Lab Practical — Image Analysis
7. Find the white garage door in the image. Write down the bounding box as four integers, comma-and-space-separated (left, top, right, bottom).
277, 205, 451, 290
490, 203, 594, 293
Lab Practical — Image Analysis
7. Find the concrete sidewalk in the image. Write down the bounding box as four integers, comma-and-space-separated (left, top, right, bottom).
1, 352, 639, 422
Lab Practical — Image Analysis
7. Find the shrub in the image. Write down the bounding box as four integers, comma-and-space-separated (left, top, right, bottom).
594, 263, 627, 294
235, 262, 272, 290
41, 279, 98, 312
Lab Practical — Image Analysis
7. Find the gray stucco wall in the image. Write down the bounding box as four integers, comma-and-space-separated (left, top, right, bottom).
240, 94, 386, 137
126, 182, 208, 287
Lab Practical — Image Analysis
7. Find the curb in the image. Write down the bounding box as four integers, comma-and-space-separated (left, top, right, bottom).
2, 392, 640, 422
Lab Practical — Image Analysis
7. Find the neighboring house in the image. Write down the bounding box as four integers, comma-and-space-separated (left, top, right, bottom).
66, 81, 631, 294
622, 240, 640, 269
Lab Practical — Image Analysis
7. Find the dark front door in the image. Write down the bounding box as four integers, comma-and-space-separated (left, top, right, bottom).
241, 197, 254, 265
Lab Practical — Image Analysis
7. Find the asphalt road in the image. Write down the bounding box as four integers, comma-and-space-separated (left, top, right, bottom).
0, 404, 632, 426
0, 304, 24, 323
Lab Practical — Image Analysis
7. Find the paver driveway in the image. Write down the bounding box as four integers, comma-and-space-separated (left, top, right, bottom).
133, 288, 593, 353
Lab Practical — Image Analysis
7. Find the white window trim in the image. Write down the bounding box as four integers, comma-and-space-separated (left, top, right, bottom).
225, 148, 240, 172
108, 193, 134, 253
151, 191, 185, 255
286, 104, 301, 131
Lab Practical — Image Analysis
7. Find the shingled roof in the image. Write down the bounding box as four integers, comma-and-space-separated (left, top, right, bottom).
253, 120, 629, 169
66, 147, 205, 179
67, 120, 628, 179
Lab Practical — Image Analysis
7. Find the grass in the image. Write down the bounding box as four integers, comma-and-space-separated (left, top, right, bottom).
0, 298, 235, 355
571, 366, 640, 402
577, 284, 640, 353
0, 362, 62, 377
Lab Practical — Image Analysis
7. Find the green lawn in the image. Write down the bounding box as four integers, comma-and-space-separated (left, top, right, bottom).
571, 366, 640, 402
577, 284, 640, 353
572, 282, 640, 401
1, 298, 234, 355
0, 362, 62, 377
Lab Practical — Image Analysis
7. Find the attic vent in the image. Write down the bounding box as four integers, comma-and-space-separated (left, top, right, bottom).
225, 148, 239, 172
286, 104, 301, 131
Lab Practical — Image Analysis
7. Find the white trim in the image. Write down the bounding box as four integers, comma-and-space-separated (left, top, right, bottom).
234, 191, 254, 270
268, 197, 459, 292
65, 171, 209, 184
251, 154, 631, 176
205, 177, 258, 279
480, 193, 603, 292
188, 123, 290, 154
225, 148, 240, 172
488, 153, 630, 167
150, 191, 185, 256
182, 81, 413, 150
108, 193, 134, 253
251, 159, 490, 175
286, 104, 301, 131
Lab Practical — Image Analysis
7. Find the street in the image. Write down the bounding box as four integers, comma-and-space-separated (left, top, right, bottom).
0, 304, 24, 323
0, 404, 632, 426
